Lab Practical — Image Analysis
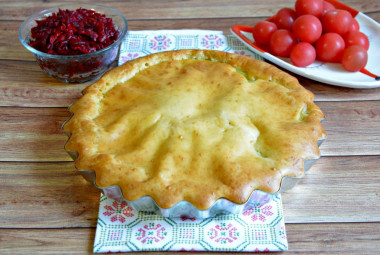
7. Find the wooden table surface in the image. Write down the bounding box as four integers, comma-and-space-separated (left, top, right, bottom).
1, 0, 380, 254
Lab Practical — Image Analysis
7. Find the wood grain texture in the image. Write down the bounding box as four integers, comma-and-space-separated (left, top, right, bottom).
282, 155, 380, 223
318, 101, 380, 156
1, 156, 379, 228
0, 107, 72, 161
0, 228, 96, 255
1, 0, 379, 21
286, 223, 380, 254
0, 60, 87, 107
1, 223, 379, 254
1, 0, 286, 20
0, 162, 100, 228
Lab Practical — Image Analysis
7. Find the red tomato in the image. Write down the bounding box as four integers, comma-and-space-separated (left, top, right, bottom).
290, 42, 316, 67
321, 9, 353, 35
322, 1, 335, 13
343, 31, 369, 50
270, 29, 297, 57
274, 8, 297, 30
341, 45, 368, 72
252, 21, 278, 45
349, 19, 360, 32
292, 15, 322, 43
315, 33, 345, 62
295, 0, 324, 18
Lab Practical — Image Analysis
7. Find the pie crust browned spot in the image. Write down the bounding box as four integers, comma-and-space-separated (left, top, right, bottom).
64, 49, 326, 210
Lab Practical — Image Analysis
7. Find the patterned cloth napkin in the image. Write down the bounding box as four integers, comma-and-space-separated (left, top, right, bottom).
93, 30, 288, 253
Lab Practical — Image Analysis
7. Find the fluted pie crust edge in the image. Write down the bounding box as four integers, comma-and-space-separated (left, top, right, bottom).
64, 49, 326, 210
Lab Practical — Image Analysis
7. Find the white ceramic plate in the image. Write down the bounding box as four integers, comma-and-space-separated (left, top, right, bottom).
230, 0, 380, 89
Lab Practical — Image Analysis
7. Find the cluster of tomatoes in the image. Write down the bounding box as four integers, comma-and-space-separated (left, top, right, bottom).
252, 0, 369, 72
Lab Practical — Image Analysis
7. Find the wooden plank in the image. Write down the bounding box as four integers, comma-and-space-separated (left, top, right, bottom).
0, 223, 379, 254
0, 0, 294, 21
0, 21, 35, 61
0, 107, 72, 161
1, 0, 379, 21
318, 100, 380, 156
0, 162, 100, 228
286, 223, 380, 254
1, 101, 380, 161
0, 60, 88, 107
0, 156, 379, 228
282, 155, 380, 223
1, 59, 380, 107
0, 228, 96, 255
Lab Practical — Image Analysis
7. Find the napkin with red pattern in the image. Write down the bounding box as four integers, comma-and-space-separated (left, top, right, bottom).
93, 30, 288, 253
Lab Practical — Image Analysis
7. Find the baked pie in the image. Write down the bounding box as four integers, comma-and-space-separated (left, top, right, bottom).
64, 49, 326, 210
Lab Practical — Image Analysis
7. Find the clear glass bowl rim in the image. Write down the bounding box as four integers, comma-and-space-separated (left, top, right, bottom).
18, 3, 128, 60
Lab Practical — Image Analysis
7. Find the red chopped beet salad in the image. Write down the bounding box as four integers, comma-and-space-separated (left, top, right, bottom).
29, 8, 120, 55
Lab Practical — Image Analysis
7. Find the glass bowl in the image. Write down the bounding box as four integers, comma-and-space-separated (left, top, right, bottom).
19, 3, 128, 83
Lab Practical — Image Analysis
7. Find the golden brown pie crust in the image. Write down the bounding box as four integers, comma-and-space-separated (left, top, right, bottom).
64, 49, 326, 210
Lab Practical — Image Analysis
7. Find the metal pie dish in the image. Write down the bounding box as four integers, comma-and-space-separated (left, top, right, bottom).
63, 108, 325, 219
